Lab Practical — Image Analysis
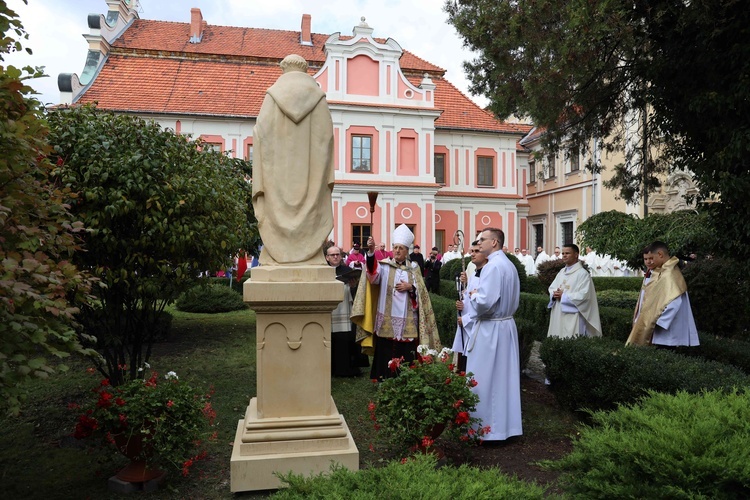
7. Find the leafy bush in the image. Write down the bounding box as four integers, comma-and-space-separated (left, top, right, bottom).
682, 257, 750, 340
598, 306, 635, 342
547, 389, 750, 499
515, 293, 551, 334
592, 276, 642, 292
676, 333, 750, 375
176, 284, 248, 313
535, 259, 566, 291
522, 275, 546, 295
438, 279, 460, 300
516, 318, 545, 370
540, 336, 750, 413
596, 289, 639, 309
439, 256, 470, 280
428, 293, 457, 347
273, 453, 547, 499
207, 275, 252, 296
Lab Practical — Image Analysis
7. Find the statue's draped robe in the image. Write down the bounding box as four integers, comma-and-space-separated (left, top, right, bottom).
253, 71, 334, 265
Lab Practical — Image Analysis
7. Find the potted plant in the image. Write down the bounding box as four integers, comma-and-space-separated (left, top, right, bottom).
72, 366, 215, 482
369, 346, 490, 453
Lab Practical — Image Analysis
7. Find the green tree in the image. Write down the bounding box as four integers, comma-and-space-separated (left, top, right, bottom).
0, 2, 96, 414
48, 105, 256, 385
445, 0, 750, 256
576, 210, 716, 269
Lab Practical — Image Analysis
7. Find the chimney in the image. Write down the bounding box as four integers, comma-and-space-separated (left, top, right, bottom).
189, 8, 204, 43
300, 14, 312, 46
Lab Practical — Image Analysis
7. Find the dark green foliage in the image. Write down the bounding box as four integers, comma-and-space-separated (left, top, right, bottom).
682, 258, 750, 340
176, 284, 248, 314
592, 276, 642, 292
676, 333, 750, 375
535, 259, 565, 292
515, 318, 545, 370
48, 105, 256, 385
506, 252, 527, 292
438, 279, 459, 300
0, 7, 96, 414
540, 336, 750, 414
428, 293, 458, 348
515, 293, 551, 334
207, 275, 252, 296
273, 453, 548, 499
522, 275, 546, 295
547, 390, 750, 499
598, 306, 635, 343
578, 210, 716, 269
597, 289, 639, 310
439, 256, 470, 280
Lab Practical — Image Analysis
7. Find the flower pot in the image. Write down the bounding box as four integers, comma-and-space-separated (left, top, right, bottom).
113, 431, 163, 483
409, 422, 447, 458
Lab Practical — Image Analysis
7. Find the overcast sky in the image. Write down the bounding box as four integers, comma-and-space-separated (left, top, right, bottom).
4, 0, 489, 108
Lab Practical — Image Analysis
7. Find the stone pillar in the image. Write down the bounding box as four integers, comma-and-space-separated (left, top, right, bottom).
230, 266, 359, 492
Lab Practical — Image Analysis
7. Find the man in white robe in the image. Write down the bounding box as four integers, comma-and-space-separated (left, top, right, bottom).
627, 242, 699, 346
547, 244, 602, 338
534, 246, 551, 273
521, 248, 536, 275
581, 247, 599, 275
466, 228, 522, 442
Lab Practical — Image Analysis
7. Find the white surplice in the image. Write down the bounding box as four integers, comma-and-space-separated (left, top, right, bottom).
466, 250, 522, 441
452, 271, 480, 354
547, 262, 602, 338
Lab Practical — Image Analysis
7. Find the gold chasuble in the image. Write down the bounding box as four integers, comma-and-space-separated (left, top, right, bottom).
626, 256, 688, 346
351, 259, 440, 355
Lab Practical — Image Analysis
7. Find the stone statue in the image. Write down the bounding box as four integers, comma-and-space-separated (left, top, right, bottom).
252, 54, 334, 266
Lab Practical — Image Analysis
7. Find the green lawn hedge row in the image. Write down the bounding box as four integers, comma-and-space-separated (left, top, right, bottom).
539, 336, 750, 414
596, 289, 639, 309
176, 283, 248, 313
676, 332, 750, 375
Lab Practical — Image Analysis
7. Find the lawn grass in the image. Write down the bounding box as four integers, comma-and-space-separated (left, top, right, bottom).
0, 307, 575, 498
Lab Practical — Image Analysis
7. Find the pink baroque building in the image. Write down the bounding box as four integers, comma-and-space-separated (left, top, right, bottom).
59, 2, 533, 253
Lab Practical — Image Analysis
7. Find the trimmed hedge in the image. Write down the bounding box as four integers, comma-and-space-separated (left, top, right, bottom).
429, 292, 458, 348
439, 256, 470, 280
274, 453, 547, 499
438, 279, 459, 300
522, 275, 546, 295
676, 332, 750, 375
176, 283, 248, 313
539, 336, 750, 414
548, 389, 750, 499
207, 275, 251, 296
683, 257, 750, 340
596, 289, 639, 309
592, 276, 642, 292
598, 306, 635, 342
515, 292, 551, 333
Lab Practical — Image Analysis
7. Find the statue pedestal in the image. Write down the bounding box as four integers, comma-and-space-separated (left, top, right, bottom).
230, 266, 359, 492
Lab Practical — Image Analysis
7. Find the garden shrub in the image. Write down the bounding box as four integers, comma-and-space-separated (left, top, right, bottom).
535, 259, 565, 290
598, 306, 635, 342
429, 293, 458, 347
516, 318, 545, 370
682, 257, 750, 340
522, 275, 546, 295
539, 336, 750, 414
176, 283, 248, 313
273, 453, 547, 499
208, 275, 251, 296
515, 293, 551, 333
676, 333, 750, 375
438, 279, 459, 300
596, 289, 639, 310
547, 389, 750, 499
439, 256, 470, 280
591, 276, 642, 292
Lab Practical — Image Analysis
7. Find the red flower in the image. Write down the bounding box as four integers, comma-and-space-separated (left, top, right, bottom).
445, 377, 452, 385
100, 379, 110, 387
421, 436, 434, 448
73, 414, 99, 439
368, 443, 375, 452
145, 372, 158, 387
400, 457, 408, 464
115, 397, 126, 406
367, 401, 376, 412
468, 378, 478, 387
387, 356, 404, 373
96, 391, 113, 408
167, 400, 174, 408
202, 402, 217, 425
118, 414, 128, 427
455, 411, 470, 425
453, 399, 463, 409
86, 367, 95, 375
460, 435, 469, 442
56, 157, 64, 166
458, 371, 466, 377
373, 423, 380, 431
448, 363, 455, 371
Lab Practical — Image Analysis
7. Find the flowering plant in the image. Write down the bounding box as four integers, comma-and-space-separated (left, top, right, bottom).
72, 366, 216, 475
369, 346, 489, 450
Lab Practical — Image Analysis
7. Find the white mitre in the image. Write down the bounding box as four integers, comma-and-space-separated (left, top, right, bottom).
392, 224, 414, 248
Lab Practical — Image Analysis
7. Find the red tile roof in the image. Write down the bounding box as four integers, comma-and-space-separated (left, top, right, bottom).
78, 18, 525, 137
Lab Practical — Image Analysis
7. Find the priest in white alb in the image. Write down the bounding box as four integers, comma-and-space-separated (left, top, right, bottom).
547, 244, 602, 338
465, 228, 522, 442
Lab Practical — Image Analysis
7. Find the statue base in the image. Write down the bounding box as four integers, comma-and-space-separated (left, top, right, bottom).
229, 265, 359, 492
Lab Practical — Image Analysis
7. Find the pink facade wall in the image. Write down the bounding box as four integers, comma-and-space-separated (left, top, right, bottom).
385, 131, 392, 173
242, 136, 253, 161
394, 202, 420, 229
507, 211, 515, 249
424, 203, 434, 249
347, 55, 379, 96
502, 152, 507, 188
397, 129, 418, 176
475, 211, 503, 232
342, 201, 382, 248
425, 133, 431, 175
175, 120, 181, 134
316, 67, 329, 92
199, 134, 225, 152
520, 218, 528, 250
334, 128, 340, 171
436, 210, 459, 249
397, 74, 423, 101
